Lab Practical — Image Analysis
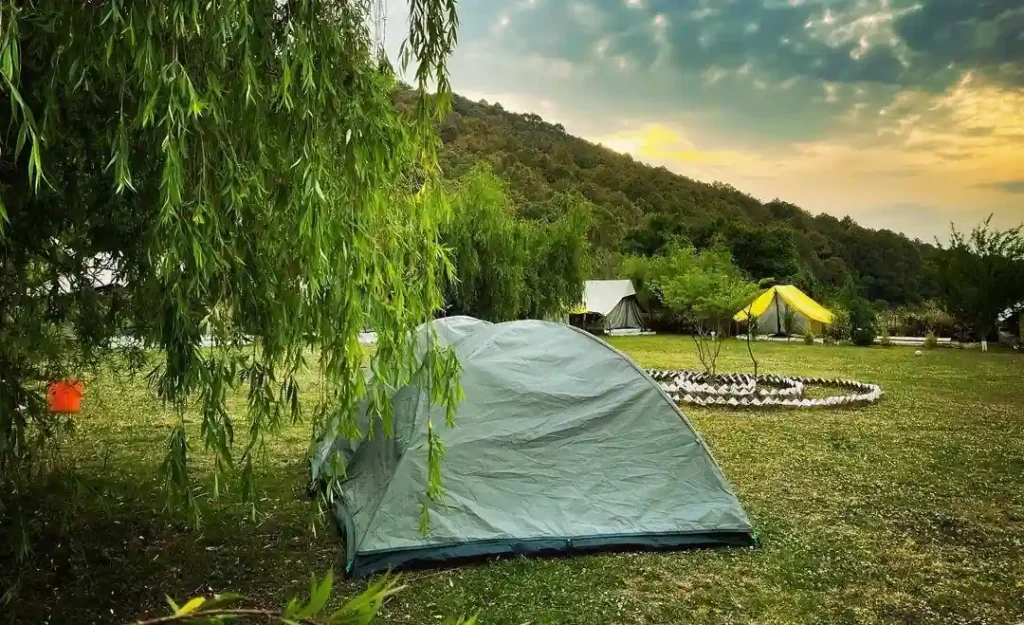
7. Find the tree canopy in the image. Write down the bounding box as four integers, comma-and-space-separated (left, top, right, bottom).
626, 244, 758, 372
1, 0, 460, 546
934, 218, 1024, 340
440, 165, 590, 322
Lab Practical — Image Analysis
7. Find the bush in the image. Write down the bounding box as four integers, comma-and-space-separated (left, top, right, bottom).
823, 336, 836, 345
852, 326, 876, 346
849, 297, 877, 347
875, 301, 956, 337
803, 330, 816, 345
879, 325, 892, 347
782, 309, 798, 338
826, 308, 851, 342
924, 332, 938, 349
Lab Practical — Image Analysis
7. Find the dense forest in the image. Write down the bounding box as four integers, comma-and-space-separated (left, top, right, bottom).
431, 93, 942, 307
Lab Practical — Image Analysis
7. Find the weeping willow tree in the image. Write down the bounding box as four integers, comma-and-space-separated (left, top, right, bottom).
440, 165, 591, 322
0, 0, 461, 553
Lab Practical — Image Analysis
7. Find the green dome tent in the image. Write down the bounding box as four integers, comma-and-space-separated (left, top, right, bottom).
311, 317, 755, 577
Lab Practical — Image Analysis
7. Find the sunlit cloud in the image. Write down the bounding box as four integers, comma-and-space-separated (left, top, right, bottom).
586, 72, 1024, 239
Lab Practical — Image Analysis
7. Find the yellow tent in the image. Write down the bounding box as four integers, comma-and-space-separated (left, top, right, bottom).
734, 285, 834, 335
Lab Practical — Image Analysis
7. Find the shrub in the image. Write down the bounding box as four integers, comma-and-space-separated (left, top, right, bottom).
823, 336, 837, 345
849, 297, 877, 347
879, 325, 892, 347
876, 301, 956, 337
826, 308, 851, 342
852, 326, 876, 346
876, 309, 899, 337
803, 330, 816, 345
782, 308, 798, 338
924, 332, 938, 349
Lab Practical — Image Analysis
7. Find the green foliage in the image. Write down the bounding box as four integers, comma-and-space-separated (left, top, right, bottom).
877, 301, 956, 337
851, 327, 876, 347
438, 95, 941, 306
143, 570, 475, 624
803, 330, 816, 346
934, 217, 1024, 341
849, 297, 877, 346
442, 166, 526, 321
782, 309, 798, 338
630, 244, 758, 373
879, 327, 892, 347
519, 194, 592, 320
640, 245, 758, 324
825, 307, 852, 343
0, 0, 461, 549
725, 222, 800, 283
924, 332, 939, 349
440, 166, 590, 321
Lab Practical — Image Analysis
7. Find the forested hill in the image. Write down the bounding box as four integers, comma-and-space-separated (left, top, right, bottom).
433, 93, 940, 306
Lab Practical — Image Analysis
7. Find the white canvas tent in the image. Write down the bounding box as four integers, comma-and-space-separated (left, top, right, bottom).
572, 280, 644, 332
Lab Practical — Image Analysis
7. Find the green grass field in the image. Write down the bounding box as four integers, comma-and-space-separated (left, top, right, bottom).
4, 338, 1024, 624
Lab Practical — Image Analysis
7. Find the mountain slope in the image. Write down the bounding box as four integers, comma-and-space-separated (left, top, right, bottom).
436, 93, 939, 306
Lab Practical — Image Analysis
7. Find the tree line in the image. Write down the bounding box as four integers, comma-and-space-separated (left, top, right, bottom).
431, 93, 1023, 342
433, 93, 942, 307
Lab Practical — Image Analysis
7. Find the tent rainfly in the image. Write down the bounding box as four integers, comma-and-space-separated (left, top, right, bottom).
572, 279, 644, 331
311, 317, 756, 577
734, 285, 834, 335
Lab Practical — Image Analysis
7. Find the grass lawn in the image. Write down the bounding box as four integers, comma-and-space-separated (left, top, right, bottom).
4, 337, 1024, 624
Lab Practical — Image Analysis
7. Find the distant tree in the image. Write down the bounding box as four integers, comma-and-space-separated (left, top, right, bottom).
520, 194, 592, 320
440, 114, 461, 143
934, 218, 1024, 341
442, 166, 526, 321
738, 303, 761, 377
637, 245, 758, 374
726, 222, 800, 282
441, 166, 590, 321
820, 256, 850, 288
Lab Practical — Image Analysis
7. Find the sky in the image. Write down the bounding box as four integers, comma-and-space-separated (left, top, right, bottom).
383, 0, 1023, 242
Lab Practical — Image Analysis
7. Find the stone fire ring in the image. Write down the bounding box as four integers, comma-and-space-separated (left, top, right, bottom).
646, 369, 882, 409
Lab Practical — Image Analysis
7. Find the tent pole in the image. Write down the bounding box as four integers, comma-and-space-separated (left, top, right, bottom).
775, 291, 781, 337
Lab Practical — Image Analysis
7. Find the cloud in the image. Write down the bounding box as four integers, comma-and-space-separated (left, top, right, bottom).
977, 179, 1024, 194
894, 1, 1024, 85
